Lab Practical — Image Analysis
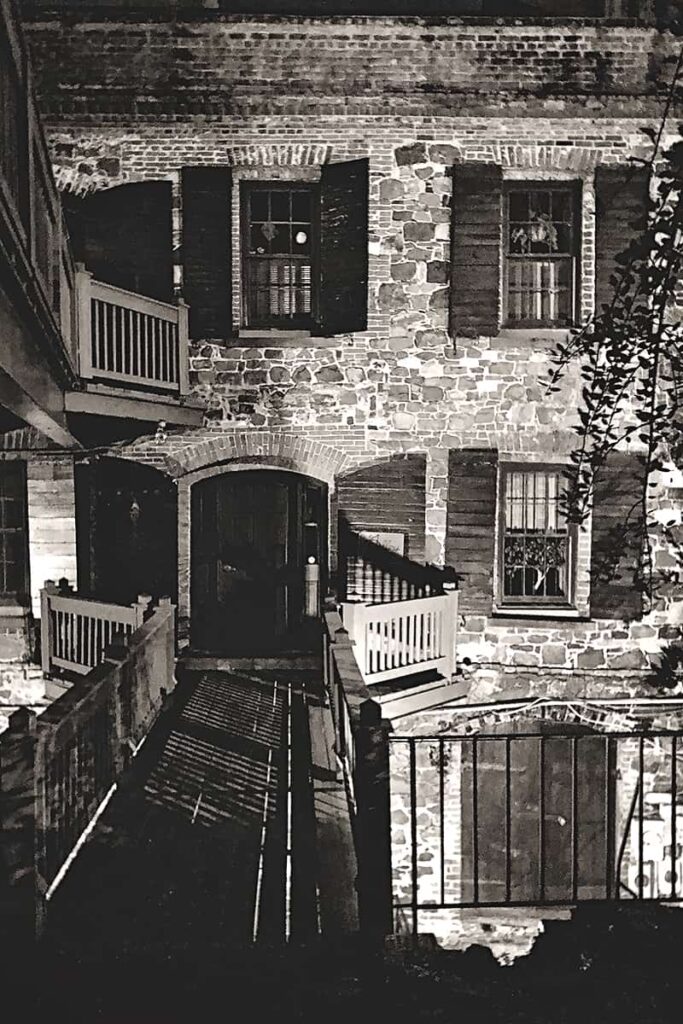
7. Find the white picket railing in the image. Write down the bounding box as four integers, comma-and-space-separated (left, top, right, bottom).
341, 589, 458, 686
40, 581, 152, 676
76, 267, 189, 394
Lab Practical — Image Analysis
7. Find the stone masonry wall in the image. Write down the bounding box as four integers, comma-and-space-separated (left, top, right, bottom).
20, 13, 683, 698
26, 459, 77, 619
34, 113, 682, 697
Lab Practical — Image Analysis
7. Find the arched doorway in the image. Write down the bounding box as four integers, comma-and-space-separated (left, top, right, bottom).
190, 470, 327, 653
76, 457, 177, 605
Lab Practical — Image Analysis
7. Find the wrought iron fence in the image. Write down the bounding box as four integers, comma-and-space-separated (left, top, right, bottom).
390, 729, 683, 934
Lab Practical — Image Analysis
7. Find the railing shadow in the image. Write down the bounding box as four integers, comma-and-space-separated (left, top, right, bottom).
339, 517, 459, 604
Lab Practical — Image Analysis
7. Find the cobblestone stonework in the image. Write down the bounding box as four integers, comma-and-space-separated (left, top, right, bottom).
20, 10, 683, 686
17, 9, 683, 962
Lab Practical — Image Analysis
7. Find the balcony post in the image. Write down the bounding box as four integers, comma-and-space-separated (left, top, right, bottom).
176, 298, 190, 395
75, 263, 93, 380
40, 580, 59, 676
133, 593, 153, 628
443, 585, 459, 681
341, 602, 367, 680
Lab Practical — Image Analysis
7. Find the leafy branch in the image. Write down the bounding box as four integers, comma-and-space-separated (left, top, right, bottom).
546, 47, 683, 615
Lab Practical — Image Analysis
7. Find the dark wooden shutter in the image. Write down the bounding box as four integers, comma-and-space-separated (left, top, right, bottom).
446, 448, 498, 613
590, 451, 646, 620
461, 723, 614, 904
337, 454, 426, 601
318, 158, 369, 336
63, 181, 173, 302
594, 165, 649, 315
181, 166, 233, 340
450, 162, 502, 339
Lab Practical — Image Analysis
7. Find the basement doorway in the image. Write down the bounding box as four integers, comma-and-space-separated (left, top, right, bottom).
190, 470, 327, 654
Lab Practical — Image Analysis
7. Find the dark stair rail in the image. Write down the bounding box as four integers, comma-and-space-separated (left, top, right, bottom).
339, 521, 459, 605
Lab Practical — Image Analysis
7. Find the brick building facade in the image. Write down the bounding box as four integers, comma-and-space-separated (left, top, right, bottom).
1, 2, 682, 952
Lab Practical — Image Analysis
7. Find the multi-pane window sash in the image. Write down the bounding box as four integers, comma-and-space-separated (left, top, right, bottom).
501, 468, 572, 605
0, 463, 28, 599
242, 183, 315, 329
504, 185, 579, 327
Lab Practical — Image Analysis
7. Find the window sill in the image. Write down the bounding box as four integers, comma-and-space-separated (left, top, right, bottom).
495, 327, 572, 347
491, 605, 586, 623
0, 601, 31, 619
235, 330, 338, 349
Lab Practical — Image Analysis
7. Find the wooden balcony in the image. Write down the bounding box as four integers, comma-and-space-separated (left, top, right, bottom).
64, 268, 202, 428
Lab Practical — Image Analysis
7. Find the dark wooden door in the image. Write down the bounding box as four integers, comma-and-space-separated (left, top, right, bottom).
76, 458, 177, 606
191, 471, 326, 653
461, 724, 615, 904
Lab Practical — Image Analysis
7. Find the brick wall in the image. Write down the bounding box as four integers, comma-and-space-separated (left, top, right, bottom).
19, 12, 683, 696
22, 14, 677, 121
26, 459, 77, 618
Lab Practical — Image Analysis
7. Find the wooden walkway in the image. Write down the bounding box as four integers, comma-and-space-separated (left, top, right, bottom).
42, 668, 320, 966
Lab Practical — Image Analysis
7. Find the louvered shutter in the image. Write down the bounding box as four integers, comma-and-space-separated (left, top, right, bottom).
317, 158, 369, 336
338, 454, 426, 601
64, 181, 173, 302
446, 448, 498, 613
450, 162, 502, 339
181, 166, 233, 339
590, 452, 646, 620
594, 165, 649, 316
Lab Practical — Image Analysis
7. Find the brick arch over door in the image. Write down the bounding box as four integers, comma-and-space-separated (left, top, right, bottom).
117, 431, 352, 636
114, 431, 354, 487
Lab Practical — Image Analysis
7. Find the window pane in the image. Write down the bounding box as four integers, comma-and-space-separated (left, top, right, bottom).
249, 191, 268, 221
503, 470, 570, 602
269, 191, 290, 222
507, 259, 572, 324
0, 464, 26, 596
508, 190, 529, 222
292, 224, 311, 255
291, 191, 311, 221
269, 223, 290, 255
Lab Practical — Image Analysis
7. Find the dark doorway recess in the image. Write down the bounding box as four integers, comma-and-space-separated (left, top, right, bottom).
63, 181, 174, 303
190, 470, 327, 654
76, 457, 177, 606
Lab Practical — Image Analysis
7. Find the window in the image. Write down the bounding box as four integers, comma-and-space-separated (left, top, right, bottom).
503, 184, 579, 327
241, 183, 316, 329
499, 467, 574, 606
0, 463, 28, 600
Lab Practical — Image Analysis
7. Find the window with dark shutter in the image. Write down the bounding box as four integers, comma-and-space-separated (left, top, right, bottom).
63, 182, 174, 303
241, 182, 316, 330
317, 158, 369, 336
450, 163, 503, 340
594, 165, 649, 316
181, 166, 233, 340
503, 183, 581, 327
446, 448, 498, 613
0, 462, 28, 601
590, 451, 646, 620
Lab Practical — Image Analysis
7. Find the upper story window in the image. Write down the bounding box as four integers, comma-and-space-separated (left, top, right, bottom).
499, 466, 574, 607
242, 183, 317, 330
0, 462, 28, 601
503, 185, 580, 328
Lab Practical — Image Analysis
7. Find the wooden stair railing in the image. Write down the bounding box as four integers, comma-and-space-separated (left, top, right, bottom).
40, 579, 152, 677
342, 588, 459, 687
340, 525, 458, 605
76, 267, 190, 394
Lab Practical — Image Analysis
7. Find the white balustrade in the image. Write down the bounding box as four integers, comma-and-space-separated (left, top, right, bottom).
76, 268, 189, 393
342, 589, 458, 686
41, 581, 152, 676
